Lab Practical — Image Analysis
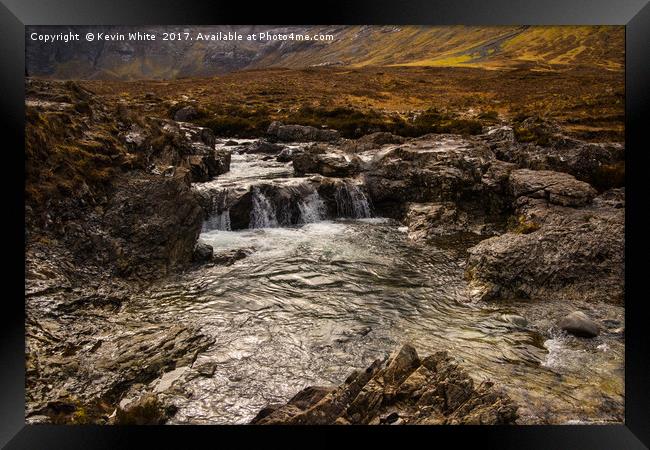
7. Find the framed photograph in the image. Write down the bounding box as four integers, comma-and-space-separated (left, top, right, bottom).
2, 0, 648, 447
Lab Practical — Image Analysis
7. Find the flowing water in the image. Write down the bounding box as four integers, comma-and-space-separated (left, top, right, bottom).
127, 146, 624, 424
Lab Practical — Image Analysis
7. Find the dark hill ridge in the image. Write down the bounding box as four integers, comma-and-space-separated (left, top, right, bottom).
26, 25, 623, 80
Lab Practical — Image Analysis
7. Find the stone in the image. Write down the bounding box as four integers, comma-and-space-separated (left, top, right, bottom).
404, 202, 476, 241
192, 241, 213, 263
213, 248, 253, 265
558, 311, 600, 338
243, 140, 285, 154
483, 123, 625, 191
173, 105, 198, 122
380, 411, 400, 424
267, 121, 340, 142
465, 190, 624, 304
362, 135, 496, 217
509, 169, 597, 207
293, 145, 362, 177
276, 147, 299, 162
194, 361, 218, 377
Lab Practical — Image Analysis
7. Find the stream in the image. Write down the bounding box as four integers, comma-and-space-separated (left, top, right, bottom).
126, 144, 624, 424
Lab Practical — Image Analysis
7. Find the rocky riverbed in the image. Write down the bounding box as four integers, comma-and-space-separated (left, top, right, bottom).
25, 80, 624, 425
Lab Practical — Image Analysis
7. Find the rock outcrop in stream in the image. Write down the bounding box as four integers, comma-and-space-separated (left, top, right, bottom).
251, 344, 518, 425
465, 186, 624, 304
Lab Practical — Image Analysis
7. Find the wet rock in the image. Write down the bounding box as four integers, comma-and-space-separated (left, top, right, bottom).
122, 118, 230, 183
243, 140, 285, 154
26, 319, 213, 423
188, 148, 231, 183
293, 144, 362, 177
363, 135, 496, 217
94, 173, 205, 278
509, 169, 597, 207
465, 189, 624, 304
405, 202, 482, 241
147, 120, 230, 182
276, 147, 301, 162
267, 121, 340, 142
192, 241, 213, 263
558, 311, 600, 338
213, 247, 254, 265
173, 105, 198, 122
341, 132, 406, 153
252, 344, 518, 425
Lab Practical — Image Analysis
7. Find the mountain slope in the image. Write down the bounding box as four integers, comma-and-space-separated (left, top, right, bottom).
26, 25, 623, 80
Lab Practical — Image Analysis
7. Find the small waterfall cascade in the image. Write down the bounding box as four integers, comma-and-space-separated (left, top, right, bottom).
202, 180, 370, 232
334, 183, 372, 219
202, 188, 232, 231
203, 210, 231, 232
249, 185, 328, 228
250, 186, 279, 229
298, 192, 327, 223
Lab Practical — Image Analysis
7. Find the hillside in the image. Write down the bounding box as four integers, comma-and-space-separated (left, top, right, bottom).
26, 25, 624, 80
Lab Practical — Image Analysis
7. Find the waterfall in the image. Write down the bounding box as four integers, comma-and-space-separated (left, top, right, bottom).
298, 192, 326, 223
202, 181, 369, 232
202, 188, 232, 231
203, 210, 231, 231
250, 187, 278, 228
334, 183, 371, 219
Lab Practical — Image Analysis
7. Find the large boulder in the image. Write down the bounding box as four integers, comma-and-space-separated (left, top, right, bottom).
242, 140, 285, 154
293, 144, 363, 177
267, 121, 340, 142
124, 119, 230, 183
465, 188, 624, 304
362, 134, 496, 216
81, 172, 205, 278
251, 344, 518, 425
509, 169, 597, 207
405, 202, 494, 241
557, 311, 600, 338
481, 123, 625, 190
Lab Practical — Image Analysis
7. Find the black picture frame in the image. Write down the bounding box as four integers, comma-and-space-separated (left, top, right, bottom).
2, 0, 648, 448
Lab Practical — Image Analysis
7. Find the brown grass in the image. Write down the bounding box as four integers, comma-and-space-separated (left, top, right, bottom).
79, 64, 624, 141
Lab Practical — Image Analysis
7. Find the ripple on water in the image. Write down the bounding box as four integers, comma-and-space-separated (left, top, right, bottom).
130, 217, 623, 425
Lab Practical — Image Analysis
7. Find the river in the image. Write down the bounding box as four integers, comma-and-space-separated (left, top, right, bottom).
125, 145, 624, 424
